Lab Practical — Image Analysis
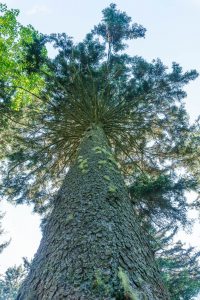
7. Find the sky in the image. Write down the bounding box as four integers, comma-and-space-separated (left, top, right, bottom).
0, 0, 200, 284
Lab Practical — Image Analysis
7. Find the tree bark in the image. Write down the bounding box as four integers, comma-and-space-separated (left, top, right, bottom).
17, 126, 170, 299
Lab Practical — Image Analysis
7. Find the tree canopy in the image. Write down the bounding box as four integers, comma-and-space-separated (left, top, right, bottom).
1, 3, 199, 219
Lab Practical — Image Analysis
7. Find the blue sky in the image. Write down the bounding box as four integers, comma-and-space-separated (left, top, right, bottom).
0, 0, 200, 275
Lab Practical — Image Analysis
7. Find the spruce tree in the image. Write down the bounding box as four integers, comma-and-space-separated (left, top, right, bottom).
0, 3, 199, 299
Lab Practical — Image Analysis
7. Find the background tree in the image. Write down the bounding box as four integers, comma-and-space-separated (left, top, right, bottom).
130, 172, 200, 299
0, 3, 199, 299
0, 258, 30, 300
0, 212, 9, 255
0, 3, 46, 161
156, 227, 200, 300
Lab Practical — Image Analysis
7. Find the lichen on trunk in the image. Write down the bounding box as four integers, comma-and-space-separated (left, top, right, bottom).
17, 126, 169, 299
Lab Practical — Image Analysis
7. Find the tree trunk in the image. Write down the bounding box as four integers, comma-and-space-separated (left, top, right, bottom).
17, 126, 170, 300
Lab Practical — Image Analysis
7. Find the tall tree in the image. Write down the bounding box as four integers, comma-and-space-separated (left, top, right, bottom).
1, 3, 199, 299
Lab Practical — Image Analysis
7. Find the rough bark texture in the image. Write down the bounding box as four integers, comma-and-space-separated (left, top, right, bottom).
17, 127, 170, 299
